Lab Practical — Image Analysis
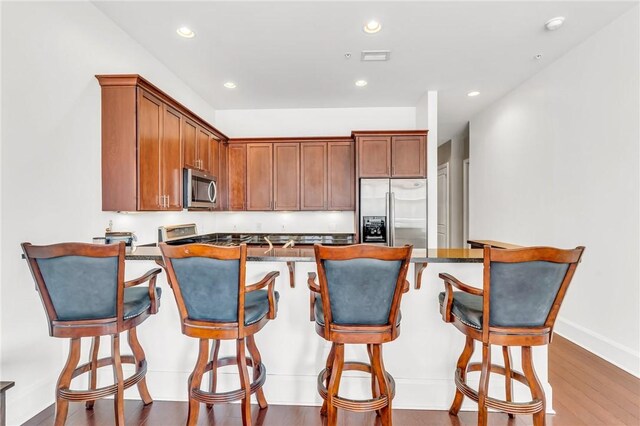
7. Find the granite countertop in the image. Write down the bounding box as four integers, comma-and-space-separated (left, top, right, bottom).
126, 246, 484, 263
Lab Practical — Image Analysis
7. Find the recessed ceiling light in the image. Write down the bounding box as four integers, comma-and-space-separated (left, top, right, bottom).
545, 16, 565, 31
176, 26, 195, 38
223, 82, 237, 89
467, 91, 480, 97
363, 20, 382, 34
355, 80, 368, 87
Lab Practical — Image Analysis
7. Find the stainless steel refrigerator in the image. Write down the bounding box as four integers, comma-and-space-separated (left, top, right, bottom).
360, 178, 427, 248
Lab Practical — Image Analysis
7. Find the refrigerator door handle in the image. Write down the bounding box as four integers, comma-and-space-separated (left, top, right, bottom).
390, 192, 396, 246
385, 191, 390, 245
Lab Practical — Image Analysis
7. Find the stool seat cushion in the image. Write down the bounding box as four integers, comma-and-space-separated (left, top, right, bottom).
314, 294, 401, 327
244, 290, 280, 325
438, 291, 483, 330
124, 287, 162, 320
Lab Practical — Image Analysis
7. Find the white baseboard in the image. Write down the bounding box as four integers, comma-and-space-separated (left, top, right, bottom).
555, 318, 640, 377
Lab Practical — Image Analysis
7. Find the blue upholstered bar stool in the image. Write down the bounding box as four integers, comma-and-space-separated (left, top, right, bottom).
307, 243, 413, 426
21, 241, 162, 426
159, 242, 279, 426
439, 245, 585, 426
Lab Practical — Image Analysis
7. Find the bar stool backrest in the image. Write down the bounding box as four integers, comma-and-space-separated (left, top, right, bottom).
21, 242, 125, 324
314, 244, 412, 328
484, 246, 585, 330
160, 243, 246, 327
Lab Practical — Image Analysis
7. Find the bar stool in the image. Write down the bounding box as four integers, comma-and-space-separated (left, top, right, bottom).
159, 243, 279, 426
21, 242, 162, 426
439, 245, 585, 426
307, 243, 412, 426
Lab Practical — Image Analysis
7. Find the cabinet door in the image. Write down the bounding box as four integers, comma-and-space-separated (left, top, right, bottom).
209, 136, 219, 177
182, 118, 198, 169
227, 144, 246, 210
358, 136, 391, 177
246, 143, 273, 210
328, 141, 355, 210
198, 128, 210, 172
161, 105, 183, 210
137, 90, 162, 210
300, 142, 327, 210
392, 135, 426, 177
217, 141, 228, 211
273, 143, 300, 211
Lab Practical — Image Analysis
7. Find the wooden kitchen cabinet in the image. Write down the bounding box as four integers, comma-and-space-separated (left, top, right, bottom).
273, 143, 300, 210
217, 141, 228, 210
137, 90, 182, 211
327, 141, 355, 210
354, 131, 428, 178
246, 143, 273, 210
300, 142, 327, 210
357, 136, 391, 177
97, 74, 229, 211
209, 136, 220, 178
227, 144, 246, 210
391, 135, 426, 177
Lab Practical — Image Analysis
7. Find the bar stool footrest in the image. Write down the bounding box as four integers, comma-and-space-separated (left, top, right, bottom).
317, 361, 395, 413
58, 355, 146, 401
191, 356, 266, 404
454, 365, 544, 414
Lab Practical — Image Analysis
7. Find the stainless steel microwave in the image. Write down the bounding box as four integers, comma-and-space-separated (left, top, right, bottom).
184, 168, 217, 209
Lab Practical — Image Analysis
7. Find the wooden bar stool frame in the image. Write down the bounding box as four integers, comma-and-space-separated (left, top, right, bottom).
159, 243, 279, 426
308, 244, 412, 426
440, 245, 585, 426
21, 242, 161, 426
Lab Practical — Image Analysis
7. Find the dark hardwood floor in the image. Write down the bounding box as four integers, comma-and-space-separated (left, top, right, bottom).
23, 335, 640, 425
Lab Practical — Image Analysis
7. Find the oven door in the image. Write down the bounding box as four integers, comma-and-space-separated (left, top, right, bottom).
184, 169, 217, 209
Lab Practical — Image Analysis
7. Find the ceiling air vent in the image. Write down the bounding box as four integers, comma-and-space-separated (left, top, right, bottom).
361, 50, 391, 62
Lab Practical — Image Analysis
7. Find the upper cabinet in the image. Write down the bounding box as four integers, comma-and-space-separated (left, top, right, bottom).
96, 74, 228, 211
273, 143, 300, 211
355, 131, 428, 178
227, 138, 355, 212
246, 143, 273, 211
327, 141, 355, 210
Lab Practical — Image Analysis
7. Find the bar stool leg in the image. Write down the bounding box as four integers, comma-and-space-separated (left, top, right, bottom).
502, 346, 515, 419
246, 335, 268, 409
85, 336, 100, 409
371, 344, 392, 426
449, 336, 475, 415
477, 343, 491, 426
206, 339, 220, 410
326, 343, 344, 426
320, 343, 337, 417
522, 346, 546, 426
128, 328, 153, 405
367, 344, 381, 417
55, 338, 81, 426
188, 339, 209, 426
111, 334, 125, 426
237, 338, 253, 426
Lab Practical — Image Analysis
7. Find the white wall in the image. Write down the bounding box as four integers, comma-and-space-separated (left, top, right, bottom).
415, 91, 439, 248
469, 7, 639, 375
0, 2, 224, 424
214, 107, 417, 233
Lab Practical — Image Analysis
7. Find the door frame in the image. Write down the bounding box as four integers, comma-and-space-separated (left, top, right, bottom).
437, 162, 450, 248
463, 158, 470, 248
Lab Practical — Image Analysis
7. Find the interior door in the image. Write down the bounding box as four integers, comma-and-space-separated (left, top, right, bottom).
437, 163, 450, 248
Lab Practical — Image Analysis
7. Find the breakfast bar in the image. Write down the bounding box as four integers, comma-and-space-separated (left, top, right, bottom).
119, 243, 552, 413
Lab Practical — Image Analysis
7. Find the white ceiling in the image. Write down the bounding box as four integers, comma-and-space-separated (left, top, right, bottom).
93, 1, 636, 142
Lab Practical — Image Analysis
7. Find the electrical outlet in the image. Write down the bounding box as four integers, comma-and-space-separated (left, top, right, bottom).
281, 224, 286, 232
257, 223, 262, 231
232, 224, 237, 232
